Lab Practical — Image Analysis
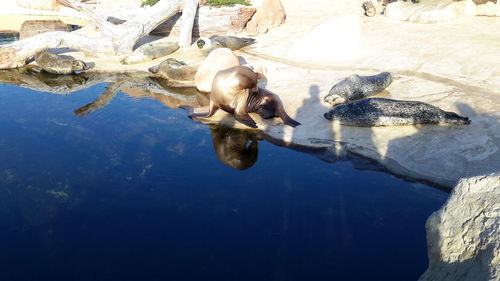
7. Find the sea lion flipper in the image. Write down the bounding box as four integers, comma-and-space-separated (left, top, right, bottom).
233, 89, 258, 128
188, 103, 218, 118
234, 113, 258, 128
275, 99, 301, 127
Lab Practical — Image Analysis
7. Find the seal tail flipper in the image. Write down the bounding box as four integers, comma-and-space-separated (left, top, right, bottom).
275, 102, 301, 127
241, 37, 256, 46
443, 111, 471, 125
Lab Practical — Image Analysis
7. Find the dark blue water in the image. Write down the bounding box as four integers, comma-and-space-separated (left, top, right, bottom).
0, 79, 448, 281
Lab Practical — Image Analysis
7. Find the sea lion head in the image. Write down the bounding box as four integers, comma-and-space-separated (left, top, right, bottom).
324, 94, 346, 106
148, 64, 160, 74
196, 39, 206, 49
71, 60, 89, 71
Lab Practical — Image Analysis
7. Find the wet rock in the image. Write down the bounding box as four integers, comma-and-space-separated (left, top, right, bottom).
246, 0, 286, 35
419, 173, 500, 281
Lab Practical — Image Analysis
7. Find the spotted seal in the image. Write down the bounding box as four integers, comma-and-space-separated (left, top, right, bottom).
196, 35, 255, 56
323, 98, 471, 127
324, 72, 393, 106
188, 66, 300, 128
148, 58, 197, 81
121, 40, 179, 65
35, 50, 89, 75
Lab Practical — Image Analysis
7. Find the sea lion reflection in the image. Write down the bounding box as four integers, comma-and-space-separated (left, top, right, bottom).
210, 126, 262, 170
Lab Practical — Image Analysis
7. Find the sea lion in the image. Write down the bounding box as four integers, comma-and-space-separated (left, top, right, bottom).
148, 58, 197, 81
211, 126, 262, 170
194, 48, 240, 93
196, 35, 255, 56
121, 40, 179, 64
35, 50, 89, 75
188, 66, 300, 128
324, 72, 393, 106
323, 98, 471, 127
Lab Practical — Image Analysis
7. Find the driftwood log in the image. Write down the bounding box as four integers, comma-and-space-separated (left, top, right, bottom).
151, 5, 256, 37
0, 0, 190, 69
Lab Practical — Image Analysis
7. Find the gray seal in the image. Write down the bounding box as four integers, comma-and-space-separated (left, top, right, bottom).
323, 97, 471, 127
148, 58, 197, 81
324, 72, 393, 106
122, 41, 179, 64
186, 66, 300, 128
35, 50, 89, 74
196, 35, 255, 56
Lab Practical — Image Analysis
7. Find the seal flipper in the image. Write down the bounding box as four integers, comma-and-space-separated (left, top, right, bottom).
234, 113, 258, 128
443, 111, 471, 125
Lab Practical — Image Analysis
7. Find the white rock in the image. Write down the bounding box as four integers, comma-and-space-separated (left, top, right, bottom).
419, 173, 500, 281
385, 0, 476, 23
285, 16, 363, 65
246, 0, 286, 35
475, 1, 500, 17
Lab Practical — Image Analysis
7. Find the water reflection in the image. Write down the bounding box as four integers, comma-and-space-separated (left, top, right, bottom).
210, 126, 262, 170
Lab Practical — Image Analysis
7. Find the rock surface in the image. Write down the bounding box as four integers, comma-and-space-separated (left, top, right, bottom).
419, 173, 500, 281
285, 16, 363, 64
16, 0, 63, 11
246, 0, 286, 35
385, 0, 476, 23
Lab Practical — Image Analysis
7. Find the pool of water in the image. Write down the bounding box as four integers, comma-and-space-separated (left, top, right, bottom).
0, 71, 448, 281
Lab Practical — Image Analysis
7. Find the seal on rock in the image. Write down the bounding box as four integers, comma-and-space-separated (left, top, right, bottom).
324, 72, 393, 106
194, 48, 240, 93
196, 35, 255, 56
35, 50, 89, 75
211, 126, 262, 170
323, 97, 471, 127
121, 40, 179, 65
188, 66, 300, 128
148, 58, 197, 81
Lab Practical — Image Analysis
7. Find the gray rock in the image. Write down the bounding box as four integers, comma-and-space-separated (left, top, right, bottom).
419, 173, 500, 281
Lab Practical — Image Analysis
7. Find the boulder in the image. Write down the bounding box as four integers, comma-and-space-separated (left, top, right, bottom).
475, 0, 500, 16
385, 0, 476, 23
285, 16, 363, 65
419, 173, 500, 281
245, 0, 286, 35
20, 20, 71, 40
